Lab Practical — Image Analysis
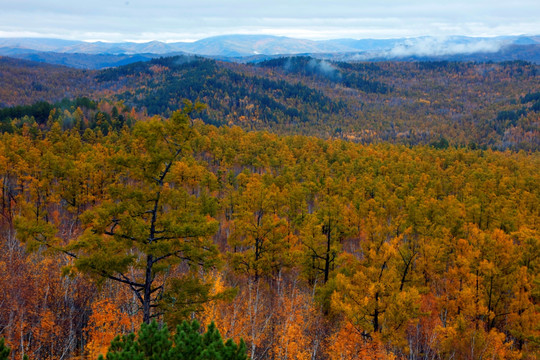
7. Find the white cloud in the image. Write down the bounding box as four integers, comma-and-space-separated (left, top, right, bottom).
0, 1, 538, 41
386, 37, 506, 57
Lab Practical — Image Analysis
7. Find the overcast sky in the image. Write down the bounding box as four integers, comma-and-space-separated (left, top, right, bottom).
0, 0, 538, 42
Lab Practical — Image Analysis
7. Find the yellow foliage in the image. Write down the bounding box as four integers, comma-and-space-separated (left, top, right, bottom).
435, 321, 521, 360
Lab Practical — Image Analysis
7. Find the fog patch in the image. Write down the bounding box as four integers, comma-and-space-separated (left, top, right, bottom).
172, 55, 199, 65
385, 37, 505, 58
308, 58, 341, 80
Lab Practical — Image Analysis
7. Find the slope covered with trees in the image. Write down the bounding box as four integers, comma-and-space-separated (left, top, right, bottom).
0, 106, 538, 359
1, 55, 538, 150
0, 57, 95, 106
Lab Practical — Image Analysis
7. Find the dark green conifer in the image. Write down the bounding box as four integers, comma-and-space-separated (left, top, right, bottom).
99, 320, 247, 360
0, 339, 10, 360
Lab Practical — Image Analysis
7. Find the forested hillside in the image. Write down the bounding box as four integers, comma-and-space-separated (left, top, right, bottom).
0, 106, 538, 359
0, 57, 95, 106
1, 55, 538, 150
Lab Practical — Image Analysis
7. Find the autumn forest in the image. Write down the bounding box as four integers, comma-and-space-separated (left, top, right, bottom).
0, 54, 539, 360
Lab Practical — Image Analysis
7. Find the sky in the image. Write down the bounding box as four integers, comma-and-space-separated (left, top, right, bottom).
0, 0, 538, 42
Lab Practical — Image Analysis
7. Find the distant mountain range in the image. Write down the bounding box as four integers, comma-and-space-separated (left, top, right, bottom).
0, 34, 539, 68
0, 35, 415, 56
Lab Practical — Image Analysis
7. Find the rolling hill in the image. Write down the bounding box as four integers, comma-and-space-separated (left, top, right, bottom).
0, 55, 538, 150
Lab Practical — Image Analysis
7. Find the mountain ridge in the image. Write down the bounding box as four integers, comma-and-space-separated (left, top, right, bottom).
1, 34, 538, 57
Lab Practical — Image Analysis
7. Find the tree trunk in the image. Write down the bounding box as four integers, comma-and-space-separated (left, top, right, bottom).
143, 254, 154, 324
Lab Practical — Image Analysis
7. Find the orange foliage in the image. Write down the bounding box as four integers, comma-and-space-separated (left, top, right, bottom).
84, 299, 138, 359
326, 322, 396, 360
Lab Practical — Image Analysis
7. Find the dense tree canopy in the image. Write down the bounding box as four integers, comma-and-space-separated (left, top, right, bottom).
1, 56, 538, 150
0, 104, 538, 359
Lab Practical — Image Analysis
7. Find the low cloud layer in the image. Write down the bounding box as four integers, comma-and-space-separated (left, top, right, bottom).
385, 37, 506, 58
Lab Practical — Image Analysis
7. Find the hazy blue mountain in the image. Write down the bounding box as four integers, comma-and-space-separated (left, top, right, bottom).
0, 34, 539, 68
0, 47, 42, 56
61, 40, 185, 55
317, 44, 540, 64
513, 36, 540, 45
177, 34, 355, 56
6, 52, 160, 69
2, 34, 537, 56
0, 38, 182, 55
0, 38, 82, 52
322, 38, 404, 51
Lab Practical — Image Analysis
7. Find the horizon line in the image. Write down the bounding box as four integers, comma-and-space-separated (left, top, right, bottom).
0, 33, 537, 44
